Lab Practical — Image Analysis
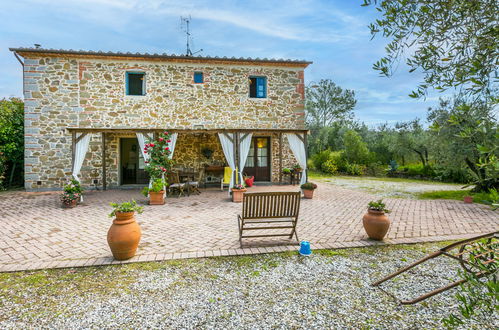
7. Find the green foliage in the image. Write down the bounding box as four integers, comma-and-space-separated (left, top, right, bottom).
0, 98, 24, 188
144, 131, 175, 180
109, 200, 143, 217
306, 79, 356, 128
367, 199, 390, 213
321, 159, 338, 175
428, 98, 498, 191
344, 163, 366, 176
0, 152, 6, 189
363, 0, 498, 99
63, 179, 83, 195
141, 178, 167, 197
442, 238, 498, 327
311, 150, 333, 170
300, 182, 317, 190
282, 168, 291, 174
343, 130, 370, 165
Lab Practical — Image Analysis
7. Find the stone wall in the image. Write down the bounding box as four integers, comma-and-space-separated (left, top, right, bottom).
21, 54, 306, 190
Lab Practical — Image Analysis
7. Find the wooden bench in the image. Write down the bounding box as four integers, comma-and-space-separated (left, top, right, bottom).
237, 192, 301, 247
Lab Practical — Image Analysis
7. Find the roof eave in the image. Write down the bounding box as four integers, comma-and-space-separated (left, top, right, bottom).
9, 47, 312, 67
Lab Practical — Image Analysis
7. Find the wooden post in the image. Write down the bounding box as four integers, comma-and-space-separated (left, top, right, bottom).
303, 132, 308, 183
235, 132, 240, 185
102, 132, 107, 190
71, 132, 76, 173
279, 132, 283, 184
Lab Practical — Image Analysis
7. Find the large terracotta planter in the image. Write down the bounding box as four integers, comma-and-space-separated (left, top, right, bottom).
463, 196, 473, 204
107, 211, 142, 260
149, 191, 165, 205
303, 189, 315, 199
232, 188, 247, 203
62, 199, 77, 208
362, 209, 390, 240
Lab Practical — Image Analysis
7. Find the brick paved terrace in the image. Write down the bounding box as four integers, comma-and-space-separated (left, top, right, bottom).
1, 182, 497, 272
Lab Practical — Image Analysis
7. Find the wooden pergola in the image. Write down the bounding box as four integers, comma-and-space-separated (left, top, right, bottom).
67, 127, 309, 191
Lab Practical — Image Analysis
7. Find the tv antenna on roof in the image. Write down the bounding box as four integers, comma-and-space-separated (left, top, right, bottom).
180, 16, 203, 56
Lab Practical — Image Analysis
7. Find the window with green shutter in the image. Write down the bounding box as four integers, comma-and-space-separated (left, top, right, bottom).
249, 76, 267, 98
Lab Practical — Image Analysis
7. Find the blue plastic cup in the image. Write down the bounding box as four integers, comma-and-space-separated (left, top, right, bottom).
299, 241, 312, 256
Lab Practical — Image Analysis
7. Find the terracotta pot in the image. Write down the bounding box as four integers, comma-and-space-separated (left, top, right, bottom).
149, 191, 165, 205
303, 189, 314, 199
62, 199, 77, 208
362, 209, 390, 240
107, 211, 142, 260
463, 196, 473, 204
231, 188, 247, 203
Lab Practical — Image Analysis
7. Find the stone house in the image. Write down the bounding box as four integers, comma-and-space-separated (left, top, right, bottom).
10, 47, 311, 191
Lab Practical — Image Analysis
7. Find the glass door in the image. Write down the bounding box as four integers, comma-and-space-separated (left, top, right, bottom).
244, 137, 271, 181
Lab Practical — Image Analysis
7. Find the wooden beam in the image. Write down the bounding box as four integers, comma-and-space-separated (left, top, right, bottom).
303, 132, 308, 183
71, 132, 76, 173
279, 132, 283, 184
102, 132, 107, 190
295, 132, 305, 144
75, 132, 88, 144
223, 132, 234, 144
67, 127, 309, 134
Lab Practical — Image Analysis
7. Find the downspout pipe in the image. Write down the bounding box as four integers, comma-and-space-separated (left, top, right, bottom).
12, 51, 25, 95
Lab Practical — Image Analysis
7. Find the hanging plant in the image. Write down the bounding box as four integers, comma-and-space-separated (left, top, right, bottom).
143, 131, 175, 180
201, 147, 214, 159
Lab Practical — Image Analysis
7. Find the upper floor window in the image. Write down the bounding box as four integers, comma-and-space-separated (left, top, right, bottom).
126, 72, 145, 96
249, 76, 267, 98
194, 72, 204, 84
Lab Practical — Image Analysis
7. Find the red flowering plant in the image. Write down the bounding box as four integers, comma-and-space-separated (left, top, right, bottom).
143, 131, 175, 181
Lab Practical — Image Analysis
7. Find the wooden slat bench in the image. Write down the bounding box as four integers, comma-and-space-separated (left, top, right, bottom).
237, 192, 301, 247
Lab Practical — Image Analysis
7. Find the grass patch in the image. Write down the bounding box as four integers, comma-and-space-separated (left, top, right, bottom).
416, 190, 492, 204
308, 170, 461, 185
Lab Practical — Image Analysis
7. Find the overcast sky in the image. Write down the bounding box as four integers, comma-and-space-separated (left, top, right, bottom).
0, 0, 447, 125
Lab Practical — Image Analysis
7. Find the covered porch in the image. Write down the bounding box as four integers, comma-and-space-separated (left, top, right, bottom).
67, 128, 309, 191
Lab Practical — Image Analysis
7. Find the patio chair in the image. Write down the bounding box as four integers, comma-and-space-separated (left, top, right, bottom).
168, 171, 186, 197
187, 168, 204, 195
237, 192, 301, 247
221, 166, 232, 191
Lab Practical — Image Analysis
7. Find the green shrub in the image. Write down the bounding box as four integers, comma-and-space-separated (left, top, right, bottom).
0, 152, 5, 189
343, 130, 370, 165
321, 159, 338, 174
311, 150, 333, 170
399, 164, 435, 177
344, 163, 365, 176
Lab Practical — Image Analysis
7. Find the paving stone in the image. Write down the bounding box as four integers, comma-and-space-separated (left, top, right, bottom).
0, 184, 497, 272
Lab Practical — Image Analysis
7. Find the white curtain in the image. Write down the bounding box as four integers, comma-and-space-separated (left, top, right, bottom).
72, 133, 91, 183
286, 133, 307, 185
136, 133, 151, 163
238, 133, 253, 184
218, 133, 236, 196
168, 132, 178, 159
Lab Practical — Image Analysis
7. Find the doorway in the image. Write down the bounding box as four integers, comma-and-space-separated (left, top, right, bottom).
120, 138, 149, 185
244, 137, 271, 181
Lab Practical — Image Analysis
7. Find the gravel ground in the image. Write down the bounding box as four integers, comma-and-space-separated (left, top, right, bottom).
0, 243, 496, 329
321, 176, 463, 199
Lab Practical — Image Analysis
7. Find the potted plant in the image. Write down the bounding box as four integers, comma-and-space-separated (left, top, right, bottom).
300, 182, 317, 199
143, 131, 175, 185
231, 184, 247, 203
60, 179, 82, 208
363, 199, 391, 240
142, 178, 167, 205
282, 168, 292, 175
292, 164, 303, 173
463, 195, 473, 203
107, 200, 143, 260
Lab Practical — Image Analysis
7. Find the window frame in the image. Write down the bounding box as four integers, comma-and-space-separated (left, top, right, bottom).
193, 71, 204, 84
125, 71, 146, 96
249, 76, 267, 99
